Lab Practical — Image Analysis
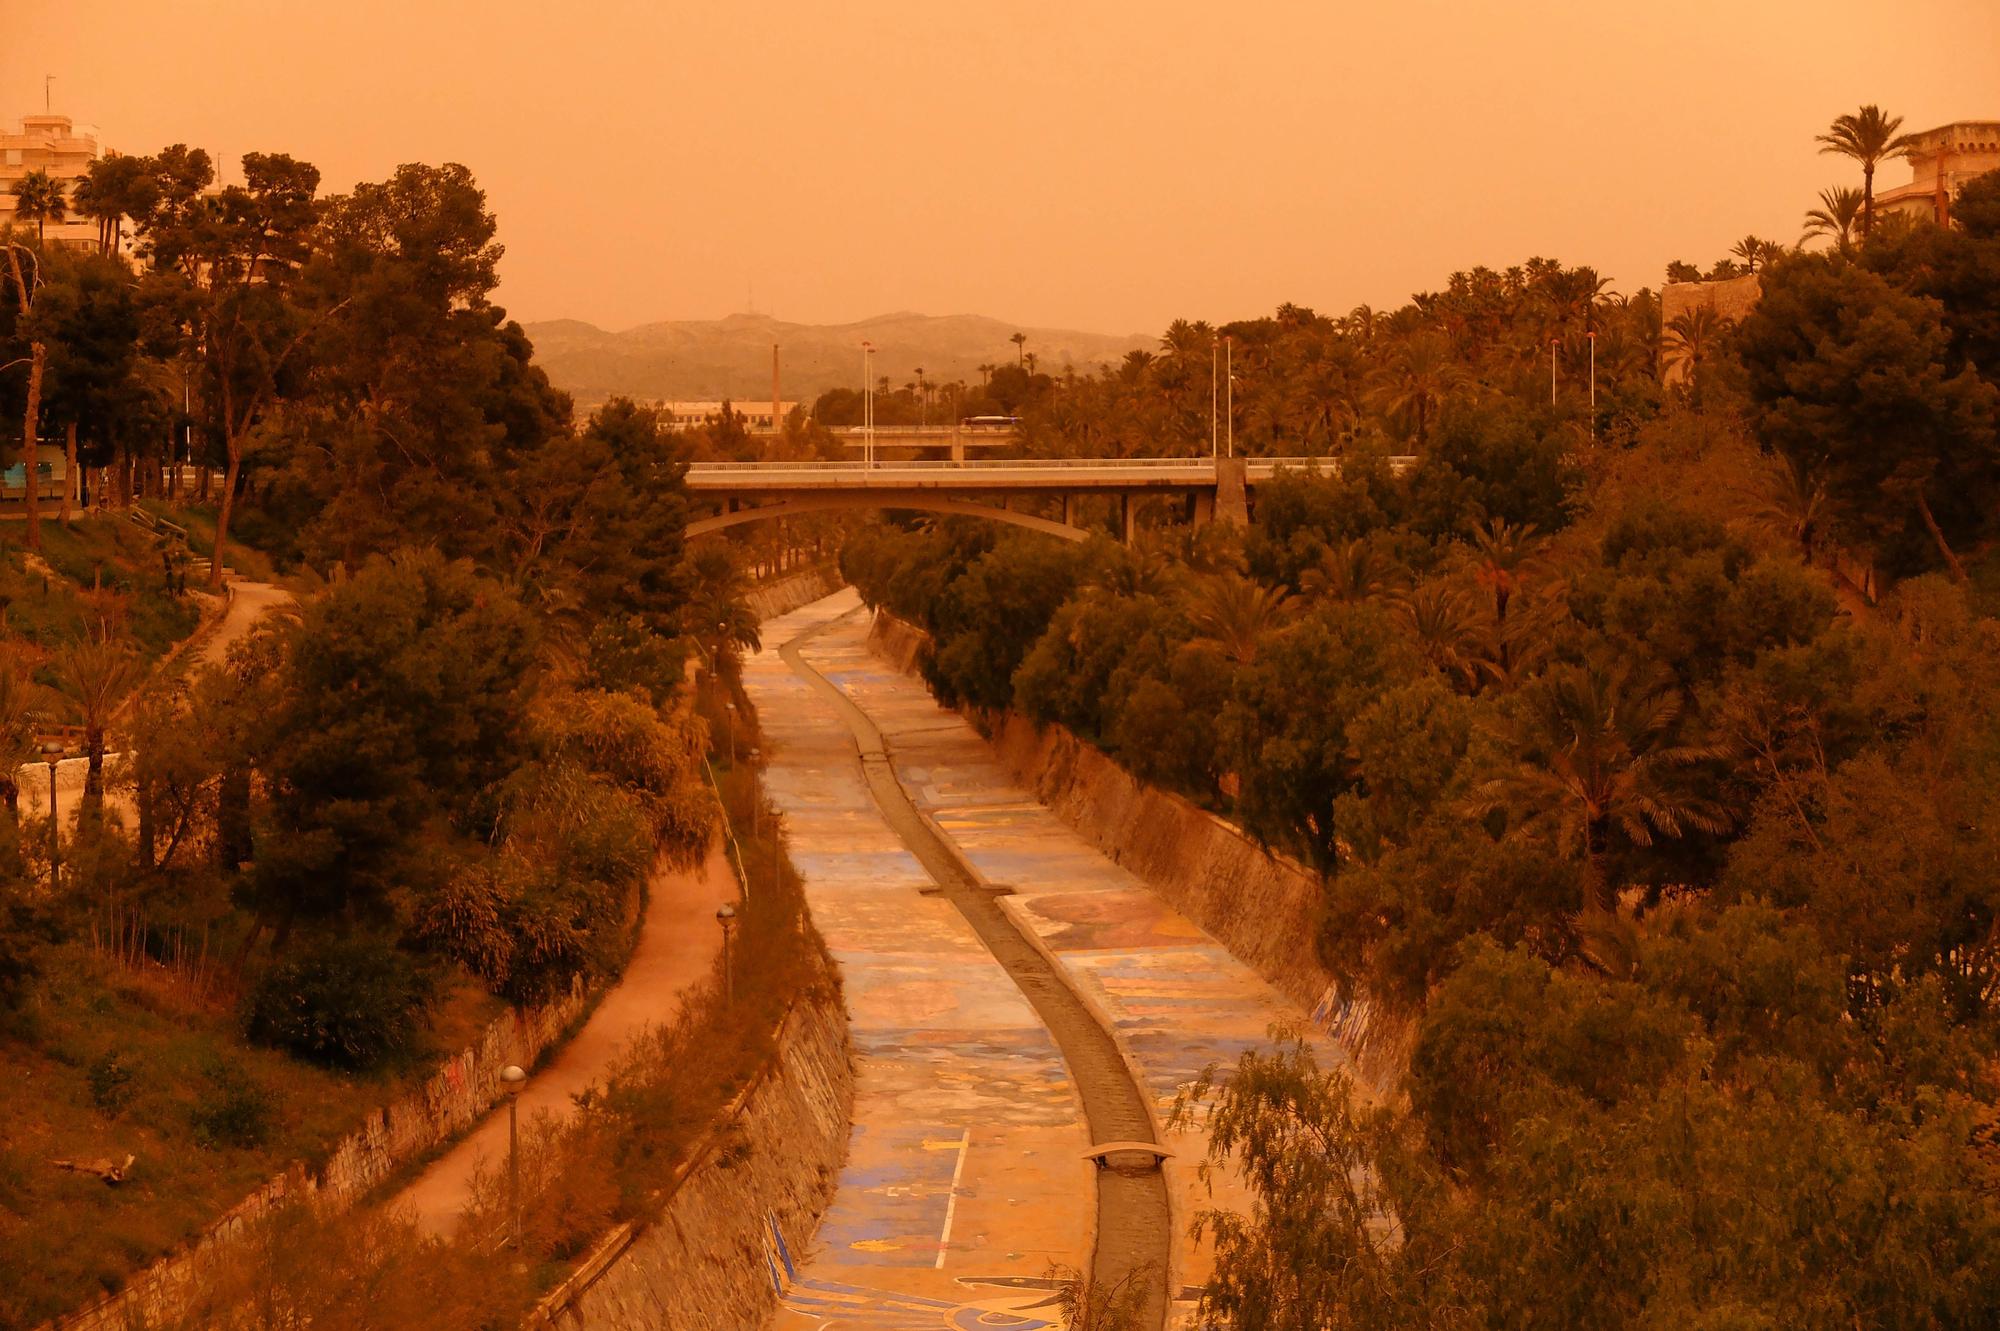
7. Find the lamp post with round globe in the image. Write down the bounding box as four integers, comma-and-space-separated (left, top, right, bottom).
500, 1064, 527, 1249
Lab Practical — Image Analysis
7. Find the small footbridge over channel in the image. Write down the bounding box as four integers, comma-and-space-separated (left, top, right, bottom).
684, 455, 1411, 543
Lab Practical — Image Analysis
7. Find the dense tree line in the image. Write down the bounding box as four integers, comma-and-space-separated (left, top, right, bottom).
844, 165, 2000, 1325
0, 147, 758, 1064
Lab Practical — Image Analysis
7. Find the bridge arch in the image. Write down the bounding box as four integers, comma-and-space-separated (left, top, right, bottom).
686, 493, 1091, 542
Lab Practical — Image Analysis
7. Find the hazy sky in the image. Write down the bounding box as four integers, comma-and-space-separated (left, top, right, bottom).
5, 2, 1996, 334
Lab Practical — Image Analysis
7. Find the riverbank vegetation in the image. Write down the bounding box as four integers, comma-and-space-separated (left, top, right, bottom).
0, 143, 793, 1327
846, 121, 2000, 1326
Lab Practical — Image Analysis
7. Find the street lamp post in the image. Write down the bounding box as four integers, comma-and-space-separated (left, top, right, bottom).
861, 340, 876, 469
1225, 335, 1235, 459
41, 742, 61, 891
500, 1064, 527, 1250
1209, 335, 1219, 459
716, 903, 738, 1006
1587, 330, 1597, 441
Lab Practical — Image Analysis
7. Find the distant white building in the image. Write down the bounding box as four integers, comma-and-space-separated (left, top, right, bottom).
0, 112, 113, 252
656, 400, 798, 432
1876, 120, 2000, 227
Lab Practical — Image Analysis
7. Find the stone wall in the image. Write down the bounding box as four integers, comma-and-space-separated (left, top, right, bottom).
744, 564, 843, 622
543, 984, 854, 1331
49, 981, 593, 1331
865, 607, 1410, 1088
865, 604, 930, 674
1660, 273, 1762, 386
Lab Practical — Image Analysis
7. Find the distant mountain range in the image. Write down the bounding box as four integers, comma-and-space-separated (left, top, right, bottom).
520, 312, 1153, 409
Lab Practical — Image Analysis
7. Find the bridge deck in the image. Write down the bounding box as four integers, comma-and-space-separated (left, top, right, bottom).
684, 457, 1361, 493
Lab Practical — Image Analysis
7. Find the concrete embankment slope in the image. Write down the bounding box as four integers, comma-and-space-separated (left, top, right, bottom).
550, 990, 853, 1329
866, 606, 1409, 1087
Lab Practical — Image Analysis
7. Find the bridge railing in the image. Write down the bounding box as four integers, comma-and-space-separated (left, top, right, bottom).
688, 457, 1224, 474
685, 456, 1361, 475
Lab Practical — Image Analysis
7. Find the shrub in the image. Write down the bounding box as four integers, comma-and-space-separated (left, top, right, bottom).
87, 1052, 137, 1116
243, 937, 436, 1070
190, 1062, 273, 1149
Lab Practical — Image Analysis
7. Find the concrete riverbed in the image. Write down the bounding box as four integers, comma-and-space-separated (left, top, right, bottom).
749, 589, 1345, 1331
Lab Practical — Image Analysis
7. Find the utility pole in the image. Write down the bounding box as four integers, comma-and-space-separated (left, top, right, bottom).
1210, 335, 1219, 459
44, 75, 54, 114
1225, 335, 1234, 459
861, 340, 875, 469
1587, 330, 1597, 441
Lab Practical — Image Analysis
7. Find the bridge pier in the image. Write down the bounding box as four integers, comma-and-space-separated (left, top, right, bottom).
1119, 493, 1136, 545
1062, 493, 1080, 528
1188, 490, 1215, 527
1215, 457, 1250, 527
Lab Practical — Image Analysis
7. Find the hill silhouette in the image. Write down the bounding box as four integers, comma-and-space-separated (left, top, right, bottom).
521, 311, 1152, 409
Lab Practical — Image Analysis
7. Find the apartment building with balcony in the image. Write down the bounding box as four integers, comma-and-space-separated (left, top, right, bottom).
0, 112, 110, 251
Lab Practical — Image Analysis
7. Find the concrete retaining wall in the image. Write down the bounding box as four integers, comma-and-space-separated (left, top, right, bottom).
546, 983, 854, 1331
864, 607, 1409, 1086
744, 565, 843, 623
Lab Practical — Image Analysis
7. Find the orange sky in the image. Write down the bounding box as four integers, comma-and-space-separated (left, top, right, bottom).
5, 2, 1996, 335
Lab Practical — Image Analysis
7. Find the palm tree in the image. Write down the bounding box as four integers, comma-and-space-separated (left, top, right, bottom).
51, 635, 144, 811
1299, 537, 1405, 604
1802, 186, 1864, 254
1466, 517, 1543, 629
1663, 306, 1723, 404
1185, 574, 1296, 665
1728, 235, 1786, 274
1394, 579, 1488, 691
1817, 105, 1917, 239
1010, 331, 1027, 365
682, 547, 760, 681
1755, 453, 1829, 564
1370, 332, 1464, 445
1468, 659, 1729, 911
9, 170, 67, 242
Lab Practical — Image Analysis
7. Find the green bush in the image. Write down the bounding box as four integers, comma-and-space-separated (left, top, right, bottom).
87, 1052, 137, 1116
243, 937, 436, 1070
190, 1062, 274, 1149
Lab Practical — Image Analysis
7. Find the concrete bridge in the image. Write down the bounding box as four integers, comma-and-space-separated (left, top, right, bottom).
684, 456, 1399, 542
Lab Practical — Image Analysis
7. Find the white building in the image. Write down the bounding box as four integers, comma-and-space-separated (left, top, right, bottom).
656, 400, 798, 432
1876, 121, 2000, 228
0, 112, 110, 251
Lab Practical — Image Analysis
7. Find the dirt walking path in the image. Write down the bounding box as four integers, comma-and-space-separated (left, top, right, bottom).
197, 580, 291, 668
393, 844, 738, 1237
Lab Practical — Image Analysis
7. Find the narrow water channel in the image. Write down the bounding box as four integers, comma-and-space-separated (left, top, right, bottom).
780, 613, 1173, 1329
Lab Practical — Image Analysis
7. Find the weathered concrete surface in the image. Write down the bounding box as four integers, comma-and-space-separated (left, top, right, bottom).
744, 565, 844, 622
798, 597, 1352, 1317
746, 592, 1093, 1331
981, 714, 1409, 1086
552, 989, 853, 1331
866, 609, 1410, 1087
394, 845, 739, 1237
